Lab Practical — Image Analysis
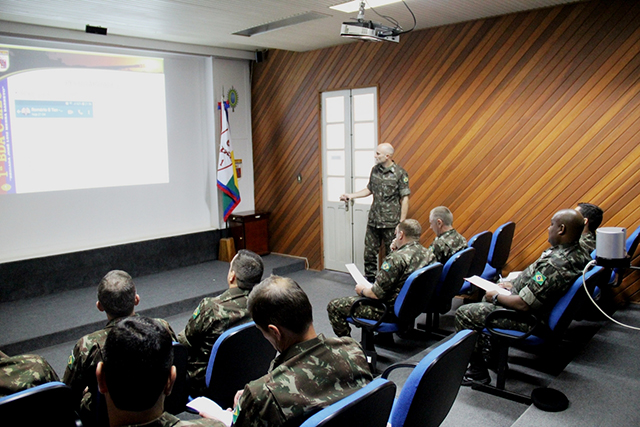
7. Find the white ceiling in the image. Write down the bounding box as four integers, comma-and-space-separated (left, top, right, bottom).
0, 0, 586, 53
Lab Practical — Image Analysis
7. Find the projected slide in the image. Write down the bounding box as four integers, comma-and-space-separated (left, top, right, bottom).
0, 44, 169, 194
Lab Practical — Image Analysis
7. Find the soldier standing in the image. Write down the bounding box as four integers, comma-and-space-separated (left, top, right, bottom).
455, 209, 592, 385
340, 143, 410, 283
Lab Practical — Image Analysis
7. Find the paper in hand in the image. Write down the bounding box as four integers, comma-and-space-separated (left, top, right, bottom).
187, 396, 233, 427
346, 263, 372, 286
465, 275, 511, 295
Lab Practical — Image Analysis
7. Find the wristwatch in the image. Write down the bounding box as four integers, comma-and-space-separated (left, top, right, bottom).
492, 293, 499, 305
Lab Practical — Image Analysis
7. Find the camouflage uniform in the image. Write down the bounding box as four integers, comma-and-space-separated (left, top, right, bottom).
62, 315, 176, 425
455, 242, 592, 355
579, 231, 596, 253
117, 412, 225, 426
177, 287, 252, 396
424, 228, 468, 265
231, 334, 372, 427
0, 353, 60, 397
327, 240, 430, 337
364, 162, 410, 280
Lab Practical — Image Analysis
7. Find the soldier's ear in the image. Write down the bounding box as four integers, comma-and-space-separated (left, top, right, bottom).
96, 362, 108, 394
164, 366, 177, 397
97, 301, 105, 312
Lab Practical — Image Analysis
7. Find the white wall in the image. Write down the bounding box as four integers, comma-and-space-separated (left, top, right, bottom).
0, 29, 255, 263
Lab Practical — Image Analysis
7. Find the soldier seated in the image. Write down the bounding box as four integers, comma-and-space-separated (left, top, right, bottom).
178, 249, 264, 397
63, 270, 176, 425
327, 213, 466, 338
204, 275, 372, 427
455, 209, 592, 385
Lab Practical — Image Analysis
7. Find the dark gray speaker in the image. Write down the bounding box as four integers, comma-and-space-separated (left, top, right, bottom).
255, 50, 267, 63
86, 25, 107, 35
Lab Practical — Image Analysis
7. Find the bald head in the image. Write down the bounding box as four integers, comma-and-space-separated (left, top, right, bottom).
378, 143, 394, 156
375, 143, 395, 167
548, 209, 585, 246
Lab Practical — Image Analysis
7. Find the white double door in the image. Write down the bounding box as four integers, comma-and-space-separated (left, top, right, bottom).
322, 87, 378, 273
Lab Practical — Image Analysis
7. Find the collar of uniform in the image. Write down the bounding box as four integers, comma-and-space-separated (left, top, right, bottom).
272, 334, 325, 368
398, 240, 420, 251
105, 312, 139, 328
436, 228, 457, 240
552, 241, 581, 251
222, 286, 250, 299
377, 161, 396, 174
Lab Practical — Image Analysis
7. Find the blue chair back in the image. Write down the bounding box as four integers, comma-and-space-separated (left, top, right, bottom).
299, 378, 396, 427
626, 224, 640, 257
0, 381, 79, 426
459, 231, 492, 294
466, 231, 492, 277
481, 222, 515, 281
425, 247, 475, 314
394, 263, 443, 320
385, 330, 477, 427
548, 265, 609, 332
204, 321, 276, 408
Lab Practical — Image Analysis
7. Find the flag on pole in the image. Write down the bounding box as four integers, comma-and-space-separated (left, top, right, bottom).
217, 97, 241, 221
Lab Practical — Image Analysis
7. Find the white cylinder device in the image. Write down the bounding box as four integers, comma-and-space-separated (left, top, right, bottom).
596, 227, 626, 260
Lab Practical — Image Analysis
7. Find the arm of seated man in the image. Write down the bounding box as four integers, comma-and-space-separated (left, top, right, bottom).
484, 290, 530, 312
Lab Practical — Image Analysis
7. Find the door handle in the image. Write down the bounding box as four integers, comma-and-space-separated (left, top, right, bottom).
344, 200, 349, 212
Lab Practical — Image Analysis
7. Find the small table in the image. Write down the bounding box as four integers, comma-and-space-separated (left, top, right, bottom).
229, 211, 270, 255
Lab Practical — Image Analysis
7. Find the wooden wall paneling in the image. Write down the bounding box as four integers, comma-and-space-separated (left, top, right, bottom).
251, 0, 640, 304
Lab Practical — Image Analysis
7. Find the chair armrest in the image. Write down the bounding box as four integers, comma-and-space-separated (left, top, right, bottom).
381, 362, 418, 379
484, 309, 539, 341
348, 297, 389, 331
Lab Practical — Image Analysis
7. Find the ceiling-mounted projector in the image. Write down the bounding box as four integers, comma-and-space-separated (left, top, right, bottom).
340, 21, 399, 43
339, 1, 401, 43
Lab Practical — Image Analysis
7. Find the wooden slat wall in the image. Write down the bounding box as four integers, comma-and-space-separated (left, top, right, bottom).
252, 0, 640, 304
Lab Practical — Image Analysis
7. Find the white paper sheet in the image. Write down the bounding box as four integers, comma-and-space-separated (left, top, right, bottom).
465, 275, 511, 295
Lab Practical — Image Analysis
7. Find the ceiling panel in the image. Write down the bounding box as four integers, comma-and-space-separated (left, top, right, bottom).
0, 0, 587, 52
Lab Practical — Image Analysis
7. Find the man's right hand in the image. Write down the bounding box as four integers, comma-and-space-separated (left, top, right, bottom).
339, 194, 350, 202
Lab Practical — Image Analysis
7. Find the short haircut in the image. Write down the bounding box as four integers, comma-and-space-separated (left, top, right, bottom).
102, 316, 173, 412
97, 270, 137, 318
232, 250, 264, 290
430, 206, 454, 226
247, 275, 313, 335
577, 203, 604, 232
397, 219, 422, 240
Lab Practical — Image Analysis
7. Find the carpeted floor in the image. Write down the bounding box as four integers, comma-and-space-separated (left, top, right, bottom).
7, 256, 640, 426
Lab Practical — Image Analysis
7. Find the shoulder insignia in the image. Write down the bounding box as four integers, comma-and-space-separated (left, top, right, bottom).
192, 306, 200, 319
533, 271, 546, 286
67, 354, 75, 367
403, 176, 408, 183
381, 261, 390, 271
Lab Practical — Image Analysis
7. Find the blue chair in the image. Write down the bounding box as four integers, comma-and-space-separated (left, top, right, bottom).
299, 378, 396, 427
203, 321, 276, 408
347, 263, 443, 372
0, 381, 80, 426
382, 330, 477, 427
472, 265, 611, 404
421, 247, 476, 332
458, 231, 492, 295
481, 222, 516, 282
